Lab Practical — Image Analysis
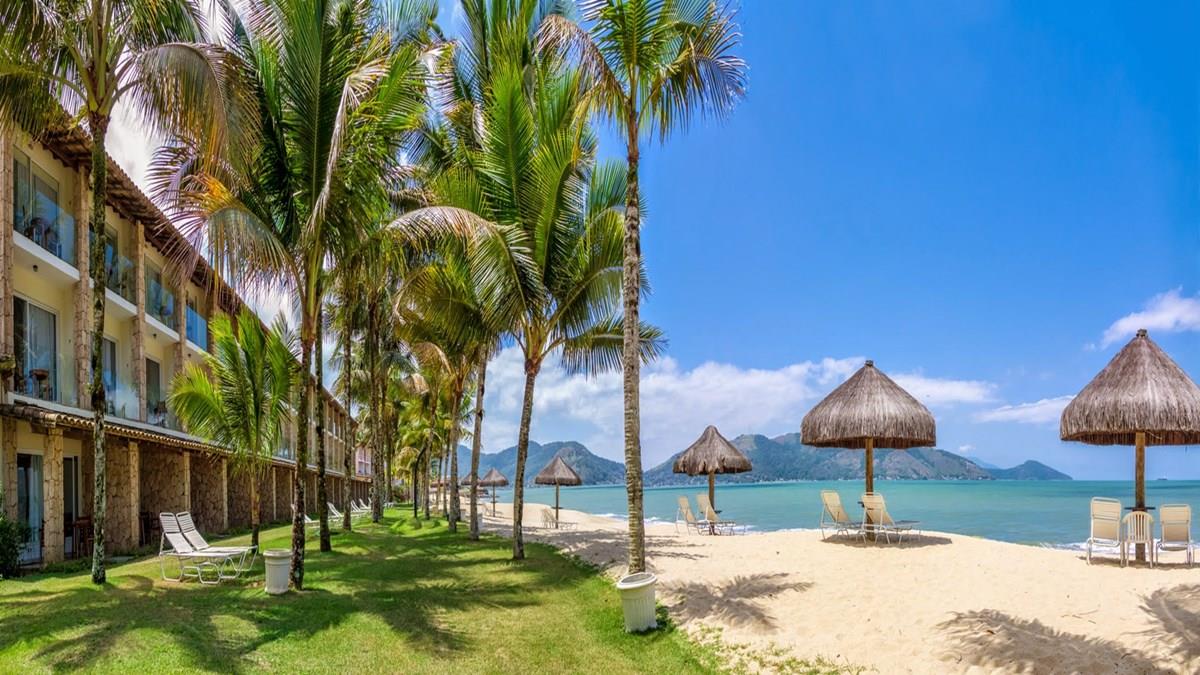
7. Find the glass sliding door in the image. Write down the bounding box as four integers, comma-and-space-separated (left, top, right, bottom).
16, 453, 43, 564
146, 358, 164, 426
13, 297, 58, 402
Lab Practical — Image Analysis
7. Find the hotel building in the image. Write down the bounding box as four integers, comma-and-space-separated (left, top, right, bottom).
0, 123, 372, 566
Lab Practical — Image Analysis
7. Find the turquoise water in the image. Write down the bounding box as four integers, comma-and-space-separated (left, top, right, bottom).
494, 480, 1200, 546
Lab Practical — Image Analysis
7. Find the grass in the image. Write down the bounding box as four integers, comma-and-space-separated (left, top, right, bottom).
0, 509, 719, 673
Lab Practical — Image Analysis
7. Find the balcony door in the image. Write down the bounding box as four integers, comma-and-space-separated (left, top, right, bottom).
16, 453, 42, 564
13, 297, 57, 402
146, 358, 164, 425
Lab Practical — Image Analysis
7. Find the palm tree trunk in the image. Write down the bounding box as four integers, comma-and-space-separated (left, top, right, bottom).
469, 354, 487, 541
341, 300, 353, 532
316, 297, 330, 552
423, 451, 431, 519
88, 115, 110, 585
250, 466, 261, 548
448, 385, 461, 531
290, 324, 313, 590
621, 116, 647, 573
367, 296, 383, 523
412, 452, 420, 518
512, 359, 540, 560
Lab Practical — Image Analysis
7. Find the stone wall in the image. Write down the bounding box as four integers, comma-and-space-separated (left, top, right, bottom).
139, 446, 189, 517
227, 467, 252, 530
189, 452, 227, 534
273, 465, 290, 521
1, 419, 15, 519
41, 429, 63, 563
105, 441, 138, 553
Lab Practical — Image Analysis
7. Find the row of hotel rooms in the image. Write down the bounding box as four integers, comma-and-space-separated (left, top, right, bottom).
0, 124, 372, 566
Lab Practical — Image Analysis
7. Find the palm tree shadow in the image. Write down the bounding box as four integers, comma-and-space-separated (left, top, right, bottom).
662, 572, 811, 631
937, 609, 1173, 674
1140, 584, 1200, 669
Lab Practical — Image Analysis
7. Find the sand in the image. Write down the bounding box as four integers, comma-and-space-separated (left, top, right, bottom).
476, 501, 1199, 674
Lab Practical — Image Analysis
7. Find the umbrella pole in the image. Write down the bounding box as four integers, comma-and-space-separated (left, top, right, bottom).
555, 483, 560, 529
708, 473, 716, 512
865, 438, 875, 541
1136, 431, 1146, 562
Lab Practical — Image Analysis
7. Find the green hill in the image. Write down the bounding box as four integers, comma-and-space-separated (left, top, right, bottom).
457, 440, 625, 486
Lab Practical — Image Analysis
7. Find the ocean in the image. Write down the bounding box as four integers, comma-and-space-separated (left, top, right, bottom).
489, 480, 1200, 547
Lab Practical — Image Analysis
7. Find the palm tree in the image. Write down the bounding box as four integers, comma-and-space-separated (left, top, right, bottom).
152, 0, 434, 589
0, 0, 229, 585
538, 0, 746, 572
168, 308, 295, 547
404, 0, 665, 559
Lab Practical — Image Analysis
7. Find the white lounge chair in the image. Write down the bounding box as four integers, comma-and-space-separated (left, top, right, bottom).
860, 493, 920, 543
1122, 510, 1156, 568
1086, 497, 1122, 565
819, 490, 862, 540
176, 512, 256, 577
1157, 504, 1193, 567
696, 493, 742, 535
675, 496, 710, 535
158, 513, 241, 584
351, 499, 369, 514
540, 508, 576, 530
291, 505, 321, 529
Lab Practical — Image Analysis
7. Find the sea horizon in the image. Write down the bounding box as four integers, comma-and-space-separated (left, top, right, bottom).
488, 479, 1200, 548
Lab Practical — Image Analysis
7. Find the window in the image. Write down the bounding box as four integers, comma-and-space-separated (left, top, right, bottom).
13, 297, 57, 401
12, 148, 75, 265
145, 263, 176, 326
146, 358, 164, 425
102, 337, 117, 398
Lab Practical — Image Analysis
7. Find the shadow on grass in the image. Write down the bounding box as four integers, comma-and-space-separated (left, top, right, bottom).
0, 514, 599, 673
936, 609, 1172, 674
662, 572, 812, 630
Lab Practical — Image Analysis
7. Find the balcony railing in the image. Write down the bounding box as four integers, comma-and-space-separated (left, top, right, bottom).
146, 278, 177, 327
15, 204, 76, 267
148, 402, 181, 431
186, 305, 208, 350
105, 252, 136, 304
14, 354, 61, 403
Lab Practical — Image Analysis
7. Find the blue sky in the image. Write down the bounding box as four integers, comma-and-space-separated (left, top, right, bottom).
114, 1, 1199, 478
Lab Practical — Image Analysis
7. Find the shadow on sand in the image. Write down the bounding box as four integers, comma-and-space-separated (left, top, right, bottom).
662, 572, 812, 631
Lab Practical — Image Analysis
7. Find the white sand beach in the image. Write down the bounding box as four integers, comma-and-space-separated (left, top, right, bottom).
479, 502, 1199, 674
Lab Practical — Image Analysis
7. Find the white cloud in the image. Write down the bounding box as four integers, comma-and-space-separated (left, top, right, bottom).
480, 349, 997, 465
973, 395, 1074, 425
1100, 288, 1200, 348
958, 444, 975, 453
107, 100, 161, 190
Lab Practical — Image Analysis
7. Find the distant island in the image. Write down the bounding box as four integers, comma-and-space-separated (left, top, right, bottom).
460, 433, 1071, 486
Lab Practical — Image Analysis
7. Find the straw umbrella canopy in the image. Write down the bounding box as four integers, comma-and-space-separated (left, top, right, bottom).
534, 456, 583, 528
801, 360, 936, 494
478, 468, 509, 515
673, 425, 752, 511
1061, 329, 1200, 557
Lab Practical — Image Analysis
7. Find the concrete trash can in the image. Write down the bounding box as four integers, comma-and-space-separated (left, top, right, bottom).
615, 572, 658, 632
264, 549, 291, 595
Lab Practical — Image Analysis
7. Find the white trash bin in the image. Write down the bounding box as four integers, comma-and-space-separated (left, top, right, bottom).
615, 572, 658, 632
264, 549, 291, 595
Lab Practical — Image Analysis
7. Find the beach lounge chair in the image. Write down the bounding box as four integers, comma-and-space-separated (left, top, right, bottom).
1157, 504, 1192, 567
176, 512, 256, 577
291, 505, 321, 529
675, 496, 710, 535
158, 513, 240, 584
860, 493, 920, 543
696, 493, 742, 535
819, 490, 862, 540
352, 499, 370, 514
1121, 510, 1155, 568
1086, 497, 1122, 565
540, 507, 576, 530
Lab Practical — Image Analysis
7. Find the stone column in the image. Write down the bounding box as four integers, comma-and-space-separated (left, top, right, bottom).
127, 442, 140, 548
1, 418, 15, 519
0, 133, 13, 363
218, 456, 228, 531
132, 223, 146, 420
42, 427, 64, 563
73, 172, 91, 408
180, 451, 191, 513
80, 435, 94, 519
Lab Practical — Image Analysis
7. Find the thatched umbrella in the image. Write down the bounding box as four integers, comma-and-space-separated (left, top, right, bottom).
534, 456, 583, 528
1061, 328, 1200, 560
801, 360, 936, 494
673, 425, 752, 511
478, 468, 509, 516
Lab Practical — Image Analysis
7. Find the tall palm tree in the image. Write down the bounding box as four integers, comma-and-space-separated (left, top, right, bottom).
404, 0, 665, 560
0, 0, 229, 585
538, 0, 746, 572
168, 308, 295, 547
152, 0, 434, 588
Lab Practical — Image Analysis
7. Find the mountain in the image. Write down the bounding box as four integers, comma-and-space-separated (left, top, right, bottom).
986, 460, 1071, 480
643, 432, 1068, 485
457, 440, 625, 486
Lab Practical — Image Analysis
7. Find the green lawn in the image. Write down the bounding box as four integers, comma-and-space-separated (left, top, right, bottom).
0, 510, 717, 673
